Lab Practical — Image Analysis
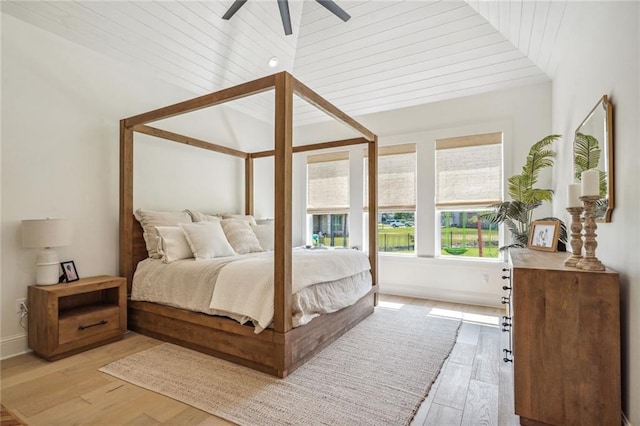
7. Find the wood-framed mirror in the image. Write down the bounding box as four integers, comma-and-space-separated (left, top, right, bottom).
573, 95, 614, 222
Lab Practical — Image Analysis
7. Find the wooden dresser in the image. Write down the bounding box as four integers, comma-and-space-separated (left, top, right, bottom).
508, 249, 620, 426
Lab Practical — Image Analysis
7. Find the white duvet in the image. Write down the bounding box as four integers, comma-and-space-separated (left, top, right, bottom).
131, 248, 372, 333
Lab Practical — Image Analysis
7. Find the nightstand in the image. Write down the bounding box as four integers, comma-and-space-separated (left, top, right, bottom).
28, 275, 127, 361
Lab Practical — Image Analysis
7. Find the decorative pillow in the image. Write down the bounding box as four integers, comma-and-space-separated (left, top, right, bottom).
186, 210, 222, 223
154, 226, 193, 263
222, 214, 257, 226
221, 219, 263, 254
251, 223, 274, 251
134, 209, 192, 259
180, 221, 236, 260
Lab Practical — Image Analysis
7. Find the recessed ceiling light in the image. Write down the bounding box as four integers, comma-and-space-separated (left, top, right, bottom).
268, 57, 279, 68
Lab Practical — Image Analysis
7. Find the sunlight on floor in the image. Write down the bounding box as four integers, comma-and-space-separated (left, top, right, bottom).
428, 308, 500, 326
378, 301, 501, 326
378, 301, 405, 310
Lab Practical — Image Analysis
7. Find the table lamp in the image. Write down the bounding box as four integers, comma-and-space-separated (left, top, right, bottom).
22, 218, 72, 285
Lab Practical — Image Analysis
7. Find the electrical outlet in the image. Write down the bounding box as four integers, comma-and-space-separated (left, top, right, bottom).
15, 298, 27, 314
482, 273, 489, 284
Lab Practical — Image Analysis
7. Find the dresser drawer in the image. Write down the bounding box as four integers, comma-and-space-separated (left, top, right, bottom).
58, 305, 120, 345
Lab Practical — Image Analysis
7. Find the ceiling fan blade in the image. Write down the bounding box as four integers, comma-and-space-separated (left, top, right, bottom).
316, 0, 351, 22
277, 0, 293, 35
222, 0, 248, 20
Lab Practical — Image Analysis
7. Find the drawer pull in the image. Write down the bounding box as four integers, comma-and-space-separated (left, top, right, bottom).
78, 320, 108, 330
501, 296, 509, 304
502, 285, 512, 291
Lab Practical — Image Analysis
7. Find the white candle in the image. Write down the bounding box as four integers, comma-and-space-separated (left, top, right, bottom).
567, 183, 582, 207
581, 169, 599, 196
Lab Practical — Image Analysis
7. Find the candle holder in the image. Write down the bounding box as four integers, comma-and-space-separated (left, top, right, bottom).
576, 195, 605, 271
564, 206, 584, 267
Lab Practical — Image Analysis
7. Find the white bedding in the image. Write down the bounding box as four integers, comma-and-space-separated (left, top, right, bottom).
130, 248, 372, 333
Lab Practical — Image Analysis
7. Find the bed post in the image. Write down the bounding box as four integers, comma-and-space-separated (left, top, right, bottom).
120, 119, 134, 292
368, 136, 379, 305
273, 72, 294, 335
245, 156, 254, 216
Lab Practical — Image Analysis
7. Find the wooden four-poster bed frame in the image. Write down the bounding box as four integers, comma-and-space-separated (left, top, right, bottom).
120, 72, 378, 377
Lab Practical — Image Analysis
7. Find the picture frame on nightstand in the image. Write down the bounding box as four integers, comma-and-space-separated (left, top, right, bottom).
61, 260, 79, 282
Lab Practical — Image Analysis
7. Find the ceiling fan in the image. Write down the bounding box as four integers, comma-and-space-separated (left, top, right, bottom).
222, 0, 351, 36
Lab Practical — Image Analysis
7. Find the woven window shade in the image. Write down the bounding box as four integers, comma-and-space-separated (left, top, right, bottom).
435, 133, 502, 207
365, 144, 416, 212
307, 152, 349, 214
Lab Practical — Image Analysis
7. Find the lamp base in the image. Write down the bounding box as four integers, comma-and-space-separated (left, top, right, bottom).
36, 248, 61, 285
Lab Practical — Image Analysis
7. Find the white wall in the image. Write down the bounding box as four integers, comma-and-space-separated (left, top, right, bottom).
133, 134, 244, 213
294, 82, 553, 307
0, 14, 271, 358
549, 2, 640, 422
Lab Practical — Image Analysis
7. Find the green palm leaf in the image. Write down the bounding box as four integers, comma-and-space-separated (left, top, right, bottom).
509, 135, 560, 202
486, 134, 566, 250
574, 133, 607, 197
573, 133, 601, 179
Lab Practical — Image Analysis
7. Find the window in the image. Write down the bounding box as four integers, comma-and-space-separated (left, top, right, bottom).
311, 214, 349, 248
435, 133, 502, 258
307, 152, 349, 247
378, 212, 415, 253
439, 210, 499, 257
365, 144, 416, 253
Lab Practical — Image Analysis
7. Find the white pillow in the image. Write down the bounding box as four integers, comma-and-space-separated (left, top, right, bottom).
251, 223, 274, 251
134, 209, 192, 259
180, 221, 236, 260
221, 219, 263, 254
222, 214, 257, 226
187, 210, 222, 222
154, 226, 193, 263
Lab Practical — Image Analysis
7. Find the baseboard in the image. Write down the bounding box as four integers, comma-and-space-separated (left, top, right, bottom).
379, 281, 502, 308
0, 332, 30, 360
622, 411, 632, 426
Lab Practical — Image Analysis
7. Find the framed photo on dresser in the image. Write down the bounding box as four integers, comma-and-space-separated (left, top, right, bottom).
528, 220, 560, 252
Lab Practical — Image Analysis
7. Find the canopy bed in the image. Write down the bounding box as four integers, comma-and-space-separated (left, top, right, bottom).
120, 72, 378, 378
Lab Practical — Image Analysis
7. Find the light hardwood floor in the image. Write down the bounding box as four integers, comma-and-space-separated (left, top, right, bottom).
1, 295, 519, 425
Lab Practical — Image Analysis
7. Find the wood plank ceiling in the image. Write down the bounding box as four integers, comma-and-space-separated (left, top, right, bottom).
1, 1, 567, 127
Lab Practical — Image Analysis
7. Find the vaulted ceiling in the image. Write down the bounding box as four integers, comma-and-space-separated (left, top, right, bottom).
1, 1, 568, 127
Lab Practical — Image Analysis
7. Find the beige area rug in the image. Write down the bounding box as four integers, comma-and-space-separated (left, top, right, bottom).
100, 305, 461, 426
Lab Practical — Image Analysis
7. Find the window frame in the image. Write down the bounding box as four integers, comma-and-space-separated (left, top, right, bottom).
364, 144, 417, 254
434, 132, 504, 260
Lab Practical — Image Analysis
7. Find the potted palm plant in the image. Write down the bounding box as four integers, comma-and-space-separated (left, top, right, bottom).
484, 134, 567, 249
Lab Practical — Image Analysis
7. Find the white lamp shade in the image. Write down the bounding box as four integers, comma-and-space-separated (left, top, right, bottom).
22, 219, 72, 248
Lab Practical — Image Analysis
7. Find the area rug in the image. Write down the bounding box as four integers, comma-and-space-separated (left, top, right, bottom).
99, 305, 460, 425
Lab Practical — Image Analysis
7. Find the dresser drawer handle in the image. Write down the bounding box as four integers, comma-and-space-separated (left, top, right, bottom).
78, 320, 108, 330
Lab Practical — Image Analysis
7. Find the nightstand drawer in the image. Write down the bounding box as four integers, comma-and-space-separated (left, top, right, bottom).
58, 305, 120, 345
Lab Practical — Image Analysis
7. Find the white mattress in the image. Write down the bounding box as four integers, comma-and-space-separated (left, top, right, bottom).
130, 249, 372, 332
